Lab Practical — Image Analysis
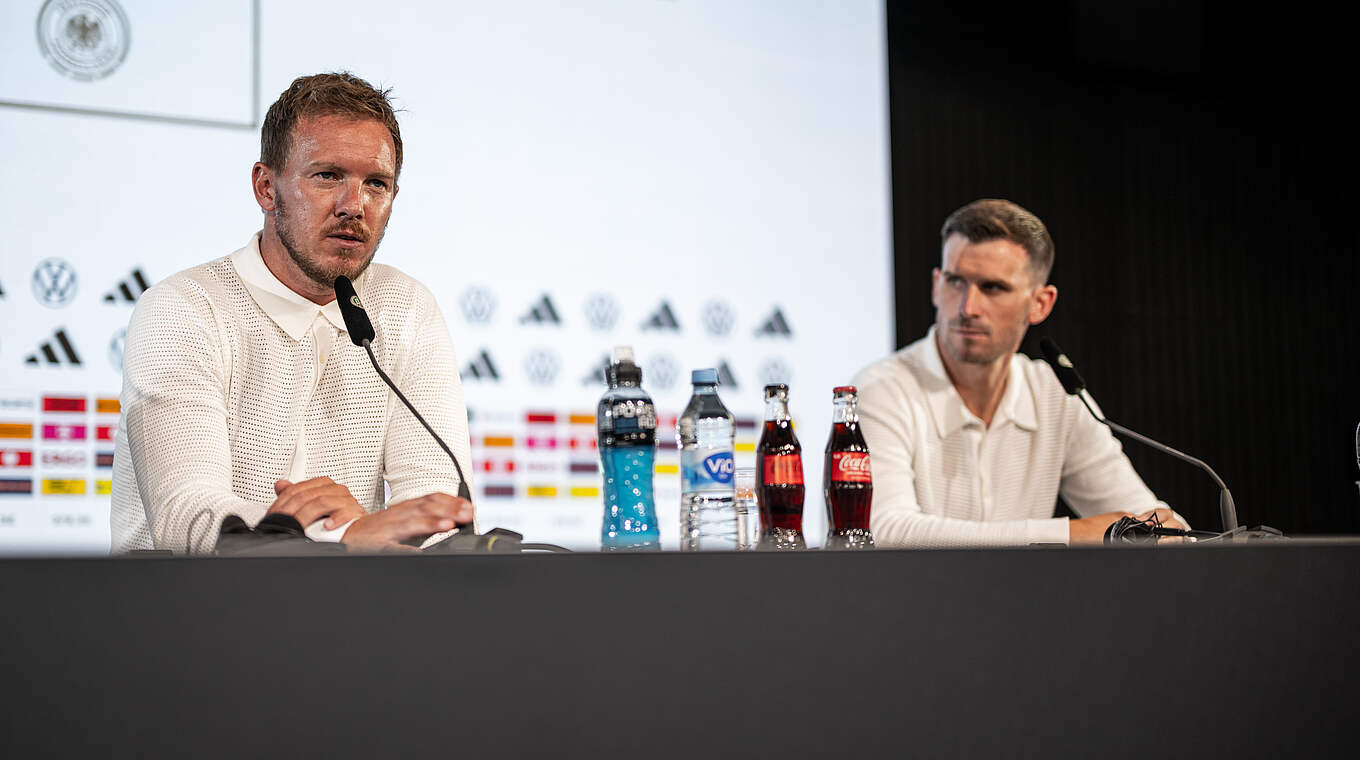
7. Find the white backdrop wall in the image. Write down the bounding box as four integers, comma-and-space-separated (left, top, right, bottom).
0, 0, 893, 552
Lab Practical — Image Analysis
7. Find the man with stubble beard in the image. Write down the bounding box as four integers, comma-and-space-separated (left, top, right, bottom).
852, 199, 1184, 547
111, 73, 475, 553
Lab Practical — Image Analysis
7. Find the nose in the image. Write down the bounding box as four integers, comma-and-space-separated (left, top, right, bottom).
957, 283, 981, 318
334, 179, 364, 219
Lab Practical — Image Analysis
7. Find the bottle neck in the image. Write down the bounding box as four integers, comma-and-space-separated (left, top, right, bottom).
764, 396, 790, 422
692, 382, 718, 396
832, 398, 858, 424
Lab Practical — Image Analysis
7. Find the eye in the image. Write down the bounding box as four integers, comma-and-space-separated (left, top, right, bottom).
366, 178, 389, 190
315, 171, 339, 181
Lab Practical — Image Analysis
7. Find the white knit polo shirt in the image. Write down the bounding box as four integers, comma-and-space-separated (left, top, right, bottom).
111, 234, 472, 553
853, 328, 1165, 548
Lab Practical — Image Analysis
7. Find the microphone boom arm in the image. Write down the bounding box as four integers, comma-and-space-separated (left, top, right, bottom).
360, 338, 473, 505
1100, 415, 1238, 534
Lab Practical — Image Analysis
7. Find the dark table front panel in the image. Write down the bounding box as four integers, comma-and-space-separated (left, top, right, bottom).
2, 543, 1356, 758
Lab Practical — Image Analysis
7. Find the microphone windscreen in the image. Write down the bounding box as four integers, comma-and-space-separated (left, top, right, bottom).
1039, 337, 1085, 395
334, 276, 376, 346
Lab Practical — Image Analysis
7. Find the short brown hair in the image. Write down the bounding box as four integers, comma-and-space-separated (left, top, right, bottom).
941, 199, 1054, 284
260, 72, 403, 177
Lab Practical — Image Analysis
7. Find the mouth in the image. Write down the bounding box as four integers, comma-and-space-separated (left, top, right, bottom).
326, 231, 368, 249
952, 324, 989, 337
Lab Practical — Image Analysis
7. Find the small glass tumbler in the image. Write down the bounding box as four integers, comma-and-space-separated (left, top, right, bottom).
734, 467, 760, 551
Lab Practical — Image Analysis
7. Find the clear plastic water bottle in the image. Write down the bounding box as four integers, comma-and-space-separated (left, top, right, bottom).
677, 368, 738, 551
597, 346, 660, 551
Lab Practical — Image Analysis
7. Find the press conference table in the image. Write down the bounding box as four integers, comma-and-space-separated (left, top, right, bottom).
2, 540, 1356, 758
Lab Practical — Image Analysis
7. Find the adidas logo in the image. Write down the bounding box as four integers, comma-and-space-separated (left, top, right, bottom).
581, 353, 610, 386
754, 307, 792, 338
717, 360, 739, 389
462, 350, 500, 381
25, 328, 82, 366
519, 294, 561, 325
641, 301, 680, 331
103, 267, 150, 303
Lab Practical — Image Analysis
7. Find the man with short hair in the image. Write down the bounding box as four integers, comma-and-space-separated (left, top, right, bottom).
853, 199, 1182, 547
112, 72, 474, 553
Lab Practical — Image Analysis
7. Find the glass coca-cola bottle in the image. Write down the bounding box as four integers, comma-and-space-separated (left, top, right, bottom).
823, 386, 874, 550
756, 383, 806, 550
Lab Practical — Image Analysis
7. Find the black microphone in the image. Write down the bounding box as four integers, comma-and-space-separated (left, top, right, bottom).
334, 276, 474, 522
1039, 338, 1105, 422
335, 275, 375, 344
1038, 337, 1239, 534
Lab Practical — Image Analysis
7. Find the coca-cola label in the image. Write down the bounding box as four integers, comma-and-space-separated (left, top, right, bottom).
830, 452, 872, 483
762, 454, 804, 485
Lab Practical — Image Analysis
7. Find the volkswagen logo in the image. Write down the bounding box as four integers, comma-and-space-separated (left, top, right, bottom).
523, 348, 560, 386
109, 328, 126, 372
759, 357, 793, 387
459, 286, 495, 324
701, 300, 735, 337
583, 293, 619, 331
645, 353, 679, 390
32, 258, 78, 307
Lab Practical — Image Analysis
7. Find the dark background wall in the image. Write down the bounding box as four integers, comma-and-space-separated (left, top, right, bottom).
885, 1, 1358, 533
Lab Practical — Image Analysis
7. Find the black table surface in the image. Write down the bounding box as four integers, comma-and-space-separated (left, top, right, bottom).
2, 540, 1357, 758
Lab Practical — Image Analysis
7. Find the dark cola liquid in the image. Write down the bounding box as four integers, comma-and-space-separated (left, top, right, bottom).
824, 422, 873, 533
756, 418, 805, 536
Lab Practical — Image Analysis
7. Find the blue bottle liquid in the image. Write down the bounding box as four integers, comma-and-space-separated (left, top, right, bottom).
598, 346, 660, 551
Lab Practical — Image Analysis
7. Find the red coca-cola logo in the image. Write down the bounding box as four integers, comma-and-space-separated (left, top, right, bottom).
831, 452, 871, 483
762, 454, 804, 486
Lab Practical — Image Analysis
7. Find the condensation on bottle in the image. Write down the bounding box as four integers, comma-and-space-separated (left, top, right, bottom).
677, 368, 738, 551
597, 346, 660, 551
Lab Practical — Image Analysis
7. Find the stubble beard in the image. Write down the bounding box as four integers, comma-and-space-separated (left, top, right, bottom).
938, 317, 1026, 366
274, 194, 382, 289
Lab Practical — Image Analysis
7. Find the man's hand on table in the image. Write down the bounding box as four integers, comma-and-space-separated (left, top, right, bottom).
1069, 508, 1186, 544
341, 493, 475, 551
268, 477, 367, 531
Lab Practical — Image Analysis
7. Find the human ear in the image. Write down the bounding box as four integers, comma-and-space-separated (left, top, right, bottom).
1028, 284, 1058, 325
251, 163, 277, 212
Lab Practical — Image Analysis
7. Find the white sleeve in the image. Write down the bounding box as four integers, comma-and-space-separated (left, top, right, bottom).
859, 376, 1070, 548
1058, 396, 1164, 518
121, 281, 265, 553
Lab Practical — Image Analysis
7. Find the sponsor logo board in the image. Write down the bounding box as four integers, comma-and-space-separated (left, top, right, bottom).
41, 478, 86, 495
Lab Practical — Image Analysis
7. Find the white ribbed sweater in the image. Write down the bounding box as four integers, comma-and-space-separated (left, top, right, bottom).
853, 329, 1164, 548
111, 236, 471, 553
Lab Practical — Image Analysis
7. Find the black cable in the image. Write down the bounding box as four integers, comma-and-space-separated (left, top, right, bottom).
361, 339, 472, 503
518, 542, 573, 553
185, 507, 213, 554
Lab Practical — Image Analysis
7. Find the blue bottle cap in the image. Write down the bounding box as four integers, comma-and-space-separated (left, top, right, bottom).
691, 368, 718, 385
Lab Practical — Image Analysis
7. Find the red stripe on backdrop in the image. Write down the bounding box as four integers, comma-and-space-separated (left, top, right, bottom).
0, 450, 34, 467
42, 396, 86, 413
